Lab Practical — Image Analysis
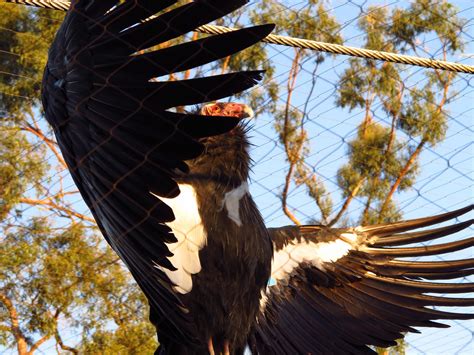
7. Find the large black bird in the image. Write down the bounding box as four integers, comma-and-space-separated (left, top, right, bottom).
41, 1, 473, 354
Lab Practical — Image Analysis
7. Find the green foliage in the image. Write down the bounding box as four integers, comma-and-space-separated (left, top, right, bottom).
337, 122, 415, 224
335, 1, 463, 225
389, 0, 465, 53
0, 219, 157, 353
251, 0, 343, 49
250, 0, 343, 82
0, 6, 64, 121
80, 322, 157, 354
338, 123, 416, 194
376, 338, 407, 355
398, 72, 451, 145
0, 126, 46, 220
360, 7, 394, 51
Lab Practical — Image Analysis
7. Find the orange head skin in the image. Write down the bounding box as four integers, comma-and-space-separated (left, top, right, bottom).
193, 102, 253, 181
200, 102, 254, 119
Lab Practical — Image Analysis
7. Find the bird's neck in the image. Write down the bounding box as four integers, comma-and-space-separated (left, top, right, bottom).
183, 124, 251, 187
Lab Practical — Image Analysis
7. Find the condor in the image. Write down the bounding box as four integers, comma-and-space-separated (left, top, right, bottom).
41, 1, 473, 354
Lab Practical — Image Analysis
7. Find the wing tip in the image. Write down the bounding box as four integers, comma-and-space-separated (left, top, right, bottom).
251, 23, 276, 38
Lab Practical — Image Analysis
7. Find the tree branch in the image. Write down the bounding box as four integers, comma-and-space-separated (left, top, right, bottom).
29, 334, 51, 354
21, 125, 66, 168
280, 49, 303, 225
294, 166, 331, 224
378, 140, 425, 219
361, 195, 373, 226
220, 55, 231, 74
51, 190, 81, 200
19, 197, 95, 224
328, 178, 365, 227
297, 63, 332, 222
0, 293, 28, 355
55, 330, 79, 354
309, 173, 330, 223
361, 64, 377, 137
384, 81, 405, 155
281, 162, 301, 225
282, 49, 301, 150
185, 31, 199, 80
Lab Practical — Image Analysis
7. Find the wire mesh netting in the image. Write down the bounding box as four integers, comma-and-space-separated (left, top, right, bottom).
0, 0, 472, 354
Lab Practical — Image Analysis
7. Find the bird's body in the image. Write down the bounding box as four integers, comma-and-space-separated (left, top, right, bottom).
41, 1, 473, 354
157, 124, 273, 353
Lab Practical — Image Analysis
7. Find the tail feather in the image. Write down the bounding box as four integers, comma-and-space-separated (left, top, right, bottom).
367, 237, 474, 257
360, 204, 473, 236
384, 258, 474, 272
372, 219, 473, 246
364, 274, 474, 293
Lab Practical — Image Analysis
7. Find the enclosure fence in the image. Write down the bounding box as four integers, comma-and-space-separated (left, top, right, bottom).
0, 0, 472, 354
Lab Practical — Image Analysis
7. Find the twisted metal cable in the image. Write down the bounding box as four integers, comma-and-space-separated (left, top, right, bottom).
199, 24, 474, 74
4, 0, 69, 10
2, 0, 474, 74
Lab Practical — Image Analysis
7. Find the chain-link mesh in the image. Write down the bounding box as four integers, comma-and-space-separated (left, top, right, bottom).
0, 0, 472, 354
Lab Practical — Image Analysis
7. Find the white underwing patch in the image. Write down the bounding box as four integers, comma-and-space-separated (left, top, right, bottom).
152, 184, 206, 294
271, 238, 353, 281
244, 344, 253, 355
222, 182, 249, 227
340, 231, 359, 243
259, 289, 269, 313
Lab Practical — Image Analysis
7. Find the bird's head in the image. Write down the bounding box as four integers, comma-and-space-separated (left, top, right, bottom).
200, 102, 254, 120
189, 101, 253, 182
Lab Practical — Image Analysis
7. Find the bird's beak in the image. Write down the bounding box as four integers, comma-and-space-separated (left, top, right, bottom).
241, 104, 255, 119
200, 102, 254, 119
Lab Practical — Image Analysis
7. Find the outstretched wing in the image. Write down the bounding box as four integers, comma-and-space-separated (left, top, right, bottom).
41, 0, 274, 345
250, 205, 473, 354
